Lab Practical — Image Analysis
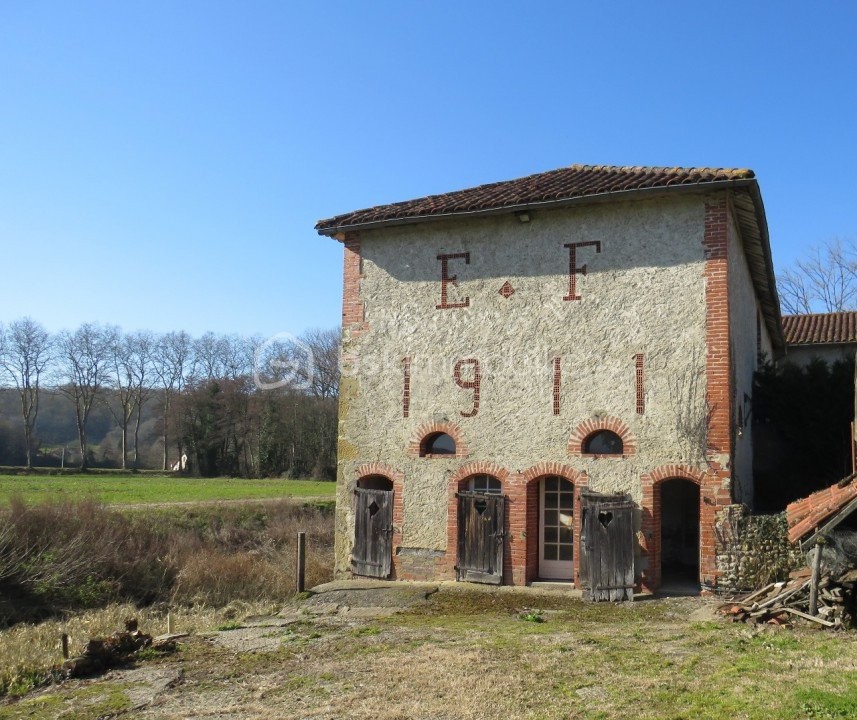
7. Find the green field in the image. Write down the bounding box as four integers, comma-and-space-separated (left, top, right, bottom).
0, 473, 336, 505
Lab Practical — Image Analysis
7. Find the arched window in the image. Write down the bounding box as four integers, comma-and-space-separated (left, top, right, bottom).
583, 430, 623, 455
357, 475, 393, 491
421, 432, 456, 456
467, 473, 502, 494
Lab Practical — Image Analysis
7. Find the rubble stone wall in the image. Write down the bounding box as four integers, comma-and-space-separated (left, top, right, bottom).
715, 504, 804, 594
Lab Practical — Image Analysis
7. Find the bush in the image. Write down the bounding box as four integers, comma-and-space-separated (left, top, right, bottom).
0, 498, 333, 627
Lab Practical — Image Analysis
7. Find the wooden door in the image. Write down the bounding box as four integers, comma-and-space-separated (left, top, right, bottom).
352, 487, 393, 578
456, 491, 505, 584
580, 490, 635, 601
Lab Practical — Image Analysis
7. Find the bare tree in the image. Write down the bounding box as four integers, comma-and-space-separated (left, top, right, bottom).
778, 238, 857, 315
0, 318, 53, 469
105, 331, 154, 470
105, 330, 135, 470
152, 331, 193, 471
301, 328, 341, 399
193, 332, 227, 380
57, 323, 116, 470
128, 332, 154, 471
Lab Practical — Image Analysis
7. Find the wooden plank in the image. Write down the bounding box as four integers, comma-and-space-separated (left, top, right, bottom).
738, 582, 777, 605
782, 608, 836, 627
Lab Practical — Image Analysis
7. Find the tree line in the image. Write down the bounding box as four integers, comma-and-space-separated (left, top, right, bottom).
0, 320, 339, 478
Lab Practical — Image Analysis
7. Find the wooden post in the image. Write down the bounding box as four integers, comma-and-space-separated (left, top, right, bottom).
167, 610, 173, 634
809, 541, 823, 616
296, 531, 306, 593
61, 633, 69, 659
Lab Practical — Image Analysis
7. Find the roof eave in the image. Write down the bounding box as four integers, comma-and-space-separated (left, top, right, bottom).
315, 178, 755, 237
734, 181, 786, 357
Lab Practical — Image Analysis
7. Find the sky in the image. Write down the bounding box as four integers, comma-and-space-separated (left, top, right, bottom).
1, 1, 855, 340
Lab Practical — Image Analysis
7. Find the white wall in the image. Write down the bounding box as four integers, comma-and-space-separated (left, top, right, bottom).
727, 210, 761, 506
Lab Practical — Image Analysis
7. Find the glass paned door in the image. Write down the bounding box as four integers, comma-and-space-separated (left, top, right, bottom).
539, 476, 574, 579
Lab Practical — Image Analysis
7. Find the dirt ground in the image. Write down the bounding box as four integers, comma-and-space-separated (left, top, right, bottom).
2, 581, 856, 720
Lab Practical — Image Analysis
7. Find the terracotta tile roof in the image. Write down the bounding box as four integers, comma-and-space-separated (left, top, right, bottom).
782, 311, 857, 346
315, 164, 756, 234
786, 472, 857, 544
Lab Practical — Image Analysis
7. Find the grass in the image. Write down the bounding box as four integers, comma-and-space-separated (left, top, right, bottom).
1, 590, 856, 719
0, 474, 335, 505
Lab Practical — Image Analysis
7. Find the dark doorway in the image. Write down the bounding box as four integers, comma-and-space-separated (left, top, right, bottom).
660, 479, 700, 590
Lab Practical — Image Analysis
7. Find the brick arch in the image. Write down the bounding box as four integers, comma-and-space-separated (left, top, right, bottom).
449, 460, 511, 489
407, 420, 468, 458
641, 463, 706, 487
639, 463, 720, 592
568, 416, 637, 457
517, 462, 588, 585
520, 461, 587, 486
445, 461, 513, 583
354, 462, 405, 579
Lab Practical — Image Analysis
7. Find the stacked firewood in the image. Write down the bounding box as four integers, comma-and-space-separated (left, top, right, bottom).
718, 567, 857, 629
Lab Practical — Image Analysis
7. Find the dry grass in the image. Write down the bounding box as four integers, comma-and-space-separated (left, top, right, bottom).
0, 601, 278, 697
2, 589, 857, 718
0, 498, 333, 627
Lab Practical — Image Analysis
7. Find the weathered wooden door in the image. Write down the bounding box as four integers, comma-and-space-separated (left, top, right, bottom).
457, 491, 505, 584
352, 487, 393, 578
580, 490, 635, 601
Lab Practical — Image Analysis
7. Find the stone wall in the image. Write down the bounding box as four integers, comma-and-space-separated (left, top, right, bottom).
334, 194, 714, 579
715, 504, 804, 594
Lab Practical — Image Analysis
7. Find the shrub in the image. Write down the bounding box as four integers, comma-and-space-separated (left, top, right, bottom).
0, 498, 333, 627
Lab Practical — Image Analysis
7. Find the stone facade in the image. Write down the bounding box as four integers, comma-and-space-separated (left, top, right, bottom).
319, 168, 782, 593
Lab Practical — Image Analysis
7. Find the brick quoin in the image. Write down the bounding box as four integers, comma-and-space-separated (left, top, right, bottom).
568, 416, 637, 458
353, 463, 405, 579
703, 199, 732, 460
701, 197, 735, 590
337, 232, 368, 337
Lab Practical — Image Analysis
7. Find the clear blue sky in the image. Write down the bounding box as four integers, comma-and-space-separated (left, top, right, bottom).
1, 1, 855, 338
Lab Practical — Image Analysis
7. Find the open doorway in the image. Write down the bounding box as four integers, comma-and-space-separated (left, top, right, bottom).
660, 479, 700, 592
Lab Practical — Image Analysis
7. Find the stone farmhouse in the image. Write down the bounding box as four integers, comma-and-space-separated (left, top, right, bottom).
315, 164, 786, 593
